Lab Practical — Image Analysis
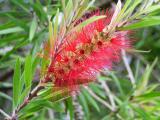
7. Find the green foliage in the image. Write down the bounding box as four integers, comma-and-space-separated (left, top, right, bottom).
120, 16, 160, 30
72, 15, 106, 32
134, 58, 158, 96
24, 55, 33, 91
13, 58, 21, 109
0, 0, 160, 120
66, 97, 74, 120
29, 17, 38, 42
82, 89, 100, 112
0, 27, 23, 35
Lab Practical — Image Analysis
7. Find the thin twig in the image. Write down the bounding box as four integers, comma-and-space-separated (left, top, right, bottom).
121, 50, 136, 87
16, 84, 44, 112
100, 80, 116, 111
10, 83, 45, 120
84, 86, 115, 112
0, 109, 11, 119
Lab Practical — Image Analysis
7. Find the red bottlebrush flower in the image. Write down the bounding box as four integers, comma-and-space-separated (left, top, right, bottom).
47, 10, 132, 91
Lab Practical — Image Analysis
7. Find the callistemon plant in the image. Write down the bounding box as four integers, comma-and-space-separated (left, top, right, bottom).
45, 10, 131, 90
6, 0, 160, 120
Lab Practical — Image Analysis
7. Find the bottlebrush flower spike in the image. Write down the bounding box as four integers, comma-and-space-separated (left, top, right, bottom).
46, 9, 132, 91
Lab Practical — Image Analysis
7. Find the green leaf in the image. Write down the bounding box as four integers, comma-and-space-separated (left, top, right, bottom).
0, 21, 15, 30
0, 27, 23, 35
73, 1, 88, 20
13, 58, 21, 109
142, 5, 160, 14
0, 40, 28, 63
11, 0, 30, 13
136, 91, 160, 100
117, 0, 132, 21
5, 14, 28, 30
0, 60, 15, 69
134, 58, 158, 96
38, 87, 52, 98
131, 105, 151, 120
19, 99, 64, 118
72, 15, 106, 32
66, 97, 74, 120
61, 0, 66, 18
53, 9, 59, 44
30, 1, 47, 22
146, 84, 160, 93
102, 115, 112, 120
120, 16, 160, 30
51, 102, 64, 112
19, 85, 31, 105
121, 0, 132, 13
78, 93, 89, 119
73, 0, 94, 21
110, 72, 125, 97
90, 84, 106, 99
0, 34, 26, 47
65, 0, 73, 19
0, 92, 12, 101
42, 88, 69, 101
29, 17, 37, 41
24, 55, 33, 91
49, 21, 54, 51
123, 0, 142, 19
0, 82, 12, 89
82, 89, 100, 112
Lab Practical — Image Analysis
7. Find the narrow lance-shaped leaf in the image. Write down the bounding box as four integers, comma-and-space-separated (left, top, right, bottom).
49, 21, 54, 54
110, 72, 125, 97
5, 14, 28, 30
78, 93, 89, 119
134, 58, 158, 96
142, 5, 160, 14
11, 0, 30, 13
119, 16, 160, 30
131, 105, 151, 120
120, 0, 132, 14
82, 89, 100, 112
24, 55, 33, 91
66, 97, 74, 120
136, 91, 160, 101
29, 16, 37, 41
65, 0, 73, 19
0, 92, 12, 101
74, 0, 95, 21
53, 9, 59, 48
72, 15, 106, 32
0, 27, 23, 35
13, 58, 21, 109
116, 0, 132, 22
61, 0, 66, 19
73, 0, 89, 20
90, 83, 106, 99
122, 0, 142, 20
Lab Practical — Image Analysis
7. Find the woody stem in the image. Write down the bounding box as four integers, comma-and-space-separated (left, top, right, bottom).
9, 72, 52, 120
9, 84, 44, 120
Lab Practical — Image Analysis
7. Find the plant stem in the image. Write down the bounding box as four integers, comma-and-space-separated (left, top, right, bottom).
121, 50, 136, 87
17, 84, 44, 112
10, 82, 46, 120
0, 109, 11, 119
100, 80, 116, 111
84, 86, 115, 112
